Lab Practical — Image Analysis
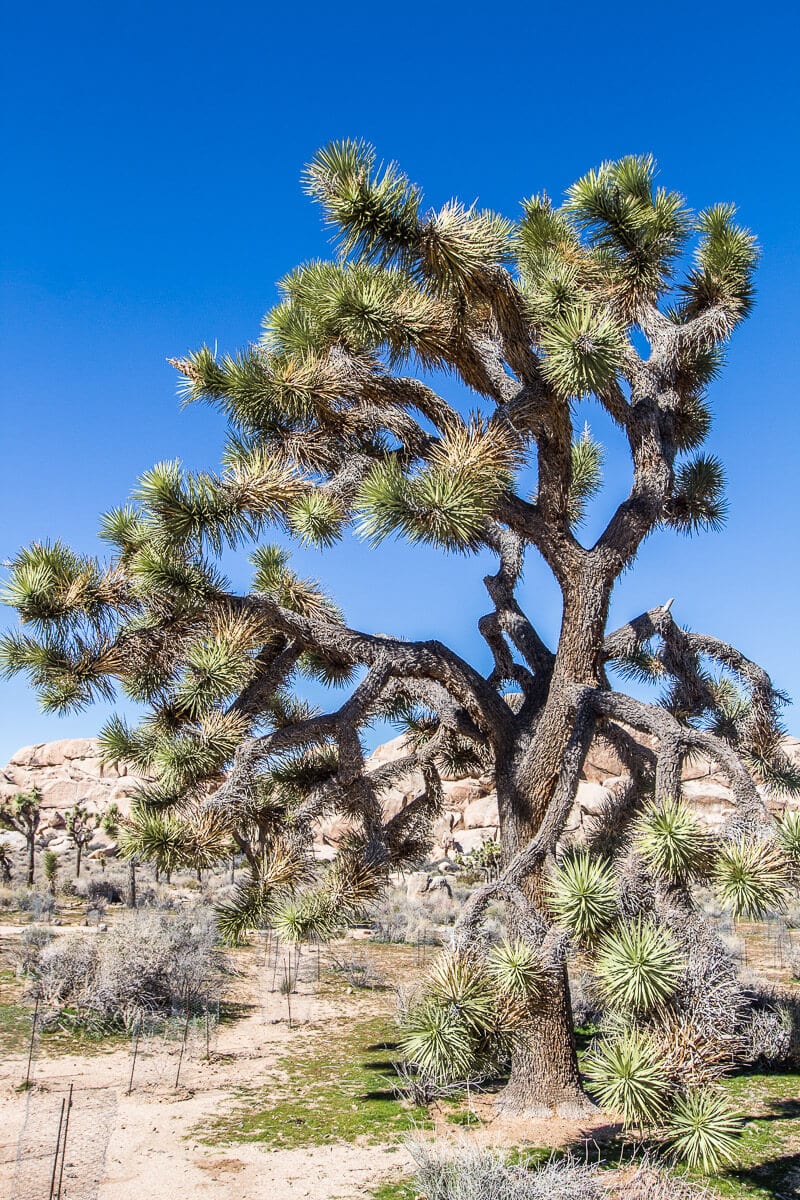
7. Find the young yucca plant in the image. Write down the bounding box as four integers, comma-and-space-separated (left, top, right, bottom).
398, 999, 476, 1083
714, 836, 791, 920
595, 918, 683, 1013
665, 1087, 742, 1172
548, 850, 618, 940
487, 938, 543, 1002
426, 952, 496, 1034
584, 1028, 671, 1128
776, 810, 800, 867
635, 797, 714, 884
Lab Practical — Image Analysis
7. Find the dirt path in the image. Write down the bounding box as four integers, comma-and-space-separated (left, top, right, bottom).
0, 938, 413, 1199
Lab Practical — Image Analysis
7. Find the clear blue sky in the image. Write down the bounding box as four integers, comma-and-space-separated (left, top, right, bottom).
1, 0, 799, 763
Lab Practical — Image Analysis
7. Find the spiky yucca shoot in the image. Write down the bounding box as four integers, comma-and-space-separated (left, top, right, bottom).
548, 851, 618, 940
665, 1088, 742, 1172
584, 1029, 671, 1129
777, 810, 800, 868
595, 919, 683, 1013
3, 143, 796, 1118
714, 837, 791, 920
487, 939, 544, 1002
635, 798, 714, 884
399, 947, 542, 1084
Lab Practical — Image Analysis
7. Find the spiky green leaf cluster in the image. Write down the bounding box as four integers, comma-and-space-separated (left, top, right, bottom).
548, 850, 618, 939
595, 918, 683, 1013
664, 455, 727, 534
539, 306, 623, 399
665, 1087, 742, 1171
635, 797, 714, 884
714, 836, 791, 919
355, 419, 518, 551
777, 810, 800, 865
567, 425, 604, 526
584, 1028, 671, 1128
399, 948, 538, 1083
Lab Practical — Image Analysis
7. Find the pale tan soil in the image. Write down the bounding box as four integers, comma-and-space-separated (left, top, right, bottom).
0, 929, 414, 1199
0, 918, 730, 1199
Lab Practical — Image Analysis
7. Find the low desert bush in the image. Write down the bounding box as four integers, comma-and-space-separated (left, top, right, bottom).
14, 925, 53, 975
371, 885, 450, 944
328, 948, 385, 989
134, 881, 180, 910
741, 985, 800, 1067
408, 1141, 601, 1200
26, 907, 220, 1030
371, 887, 423, 942
16, 888, 56, 921
77, 877, 125, 905
614, 1158, 719, 1198
570, 969, 605, 1029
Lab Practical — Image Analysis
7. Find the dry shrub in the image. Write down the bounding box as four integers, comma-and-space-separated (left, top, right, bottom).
741, 985, 800, 1068
652, 909, 746, 1085
611, 1159, 717, 1198
77, 877, 125, 904
15, 888, 56, 921
14, 925, 53, 975
328, 947, 385, 989
28, 908, 220, 1030
407, 1140, 601, 1200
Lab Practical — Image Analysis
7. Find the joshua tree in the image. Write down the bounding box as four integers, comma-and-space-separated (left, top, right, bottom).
42, 848, 59, 896
1, 145, 797, 1115
0, 840, 13, 884
0, 789, 42, 886
102, 801, 138, 906
65, 803, 101, 878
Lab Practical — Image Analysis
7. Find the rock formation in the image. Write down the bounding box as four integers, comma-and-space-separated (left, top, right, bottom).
0, 739, 146, 861
2, 731, 799, 865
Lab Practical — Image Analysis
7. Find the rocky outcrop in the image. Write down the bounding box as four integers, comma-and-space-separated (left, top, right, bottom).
0, 739, 148, 859
4, 731, 800, 866
320, 733, 800, 859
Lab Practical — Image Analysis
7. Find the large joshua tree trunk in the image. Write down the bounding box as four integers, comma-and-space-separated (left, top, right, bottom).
498, 779, 588, 1112
494, 583, 611, 1113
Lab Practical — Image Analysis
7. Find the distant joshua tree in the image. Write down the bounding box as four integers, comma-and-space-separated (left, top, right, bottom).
42, 848, 59, 896
0, 789, 41, 886
0, 840, 13, 885
2, 145, 798, 1122
65, 803, 101, 877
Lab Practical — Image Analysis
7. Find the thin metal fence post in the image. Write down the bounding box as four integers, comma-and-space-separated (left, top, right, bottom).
55, 1083, 73, 1200
48, 1097, 66, 1200
24, 996, 39, 1088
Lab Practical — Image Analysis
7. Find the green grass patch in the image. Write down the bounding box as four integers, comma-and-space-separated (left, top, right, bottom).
367, 1182, 415, 1200
0, 968, 33, 1053
706, 1070, 800, 1199
203, 1013, 431, 1149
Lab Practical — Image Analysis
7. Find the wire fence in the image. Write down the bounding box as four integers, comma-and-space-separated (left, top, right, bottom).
123, 1000, 222, 1092
10, 1085, 117, 1200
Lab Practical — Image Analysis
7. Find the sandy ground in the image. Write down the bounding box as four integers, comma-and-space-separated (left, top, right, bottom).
0, 928, 616, 1200
0, 934, 413, 1200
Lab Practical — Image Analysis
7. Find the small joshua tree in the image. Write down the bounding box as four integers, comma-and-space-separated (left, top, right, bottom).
2, 145, 798, 1118
42, 849, 59, 897
0, 840, 13, 885
102, 801, 138, 906
65, 803, 101, 878
0, 789, 41, 886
